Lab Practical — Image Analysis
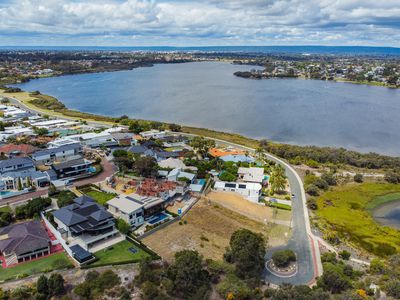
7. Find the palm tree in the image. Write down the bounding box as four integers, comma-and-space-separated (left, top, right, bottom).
270, 165, 287, 194
255, 147, 265, 162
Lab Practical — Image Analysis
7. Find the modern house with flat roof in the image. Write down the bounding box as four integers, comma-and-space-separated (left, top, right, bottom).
237, 167, 265, 184
140, 130, 166, 139
52, 195, 119, 251
214, 181, 262, 202
0, 220, 51, 267
51, 158, 92, 179
107, 194, 145, 228
31, 143, 83, 165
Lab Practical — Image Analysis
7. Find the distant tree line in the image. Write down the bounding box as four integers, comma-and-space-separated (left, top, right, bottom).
261, 140, 400, 170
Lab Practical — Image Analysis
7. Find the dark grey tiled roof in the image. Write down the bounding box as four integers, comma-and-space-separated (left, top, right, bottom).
31, 143, 81, 159
52, 158, 89, 171
0, 220, 50, 256
0, 157, 34, 169
53, 195, 113, 232
127, 145, 148, 154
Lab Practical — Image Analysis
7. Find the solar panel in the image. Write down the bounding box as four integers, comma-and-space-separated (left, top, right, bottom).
238, 184, 246, 189
70, 245, 93, 263
225, 183, 236, 188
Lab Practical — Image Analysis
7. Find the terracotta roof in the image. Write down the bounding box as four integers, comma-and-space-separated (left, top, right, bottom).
136, 178, 177, 197
208, 148, 245, 157
0, 144, 38, 156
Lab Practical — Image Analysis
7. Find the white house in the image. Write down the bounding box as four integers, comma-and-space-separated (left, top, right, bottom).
214, 181, 262, 202
31, 143, 83, 164
55, 131, 117, 148
167, 168, 196, 183
237, 167, 265, 184
107, 194, 145, 228
140, 130, 166, 139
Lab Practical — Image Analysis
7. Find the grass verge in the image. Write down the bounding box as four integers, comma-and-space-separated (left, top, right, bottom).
0, 253, 73, 282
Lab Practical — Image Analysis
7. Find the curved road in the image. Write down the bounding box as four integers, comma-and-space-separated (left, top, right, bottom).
6, 94, 322, 285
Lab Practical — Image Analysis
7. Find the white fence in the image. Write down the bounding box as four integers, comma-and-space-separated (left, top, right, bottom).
40, 212, 77, 262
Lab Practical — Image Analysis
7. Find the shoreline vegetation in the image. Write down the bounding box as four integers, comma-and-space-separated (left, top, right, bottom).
1, 88, 400, 172
233, 70, 400, 88
316, 183, 400, 256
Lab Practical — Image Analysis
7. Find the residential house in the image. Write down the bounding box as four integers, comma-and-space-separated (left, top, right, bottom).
0, 157, 49, 190
220, 154, 255, 163
31, 143, 83, 165
140, 130, 166, 139
51, 158, 92, 179
137, 178, 187, 204
107, 194, 145, 228
0, 144, 38, 158
237, 167, 265, 184
111, 132, 135, 146
0, 157, 35, 174
58, 131, 117, 148
167, 168, 196, 183
0, 220, 51, 266
214, 181, 262, 202
52, 195, 119, 250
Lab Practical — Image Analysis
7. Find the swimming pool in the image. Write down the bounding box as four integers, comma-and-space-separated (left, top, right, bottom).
147, 212, 170, 225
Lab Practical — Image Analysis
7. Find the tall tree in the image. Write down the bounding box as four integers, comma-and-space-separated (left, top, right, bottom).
224, 229, 266, 283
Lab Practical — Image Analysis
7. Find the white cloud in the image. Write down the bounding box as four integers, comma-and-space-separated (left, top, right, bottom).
0, 0, 399, 46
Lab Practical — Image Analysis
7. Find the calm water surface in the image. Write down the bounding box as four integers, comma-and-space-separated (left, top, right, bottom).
15, 62, 400, 155
372, 200, 400, 230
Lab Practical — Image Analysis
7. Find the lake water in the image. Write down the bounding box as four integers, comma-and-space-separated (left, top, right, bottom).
15, 62, 400, 155
372, 200, 400, 230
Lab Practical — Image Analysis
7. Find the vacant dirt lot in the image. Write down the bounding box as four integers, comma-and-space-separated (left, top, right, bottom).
142, 198, 290, 262
206, 191, 292, 225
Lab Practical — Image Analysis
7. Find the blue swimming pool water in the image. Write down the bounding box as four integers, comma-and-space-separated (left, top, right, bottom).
148, 213, 169, 225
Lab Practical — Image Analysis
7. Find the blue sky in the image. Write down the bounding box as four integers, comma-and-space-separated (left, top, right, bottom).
0, 0, 399, 46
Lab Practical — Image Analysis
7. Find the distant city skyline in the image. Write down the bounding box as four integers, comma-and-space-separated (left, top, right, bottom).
0, 0, 399, 47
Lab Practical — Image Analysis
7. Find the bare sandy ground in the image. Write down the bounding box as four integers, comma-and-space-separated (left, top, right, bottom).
142, 199, 271, 262
205, 191, 292, 225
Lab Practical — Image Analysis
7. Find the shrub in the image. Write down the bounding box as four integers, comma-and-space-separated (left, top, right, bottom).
272, 250, 296, 268
306, 184, 319, 196
339, 250, 351, 260
354, 173, 364, 183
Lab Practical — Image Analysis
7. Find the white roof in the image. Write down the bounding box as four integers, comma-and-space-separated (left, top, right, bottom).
158, 158, 186, 169
214, 181, 262, 191
237, 167, 264, 183
107, 195, 144, 214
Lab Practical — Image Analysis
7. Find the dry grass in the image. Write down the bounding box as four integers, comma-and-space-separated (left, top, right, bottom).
142, 198, 290, 262
206, 191, 292, 224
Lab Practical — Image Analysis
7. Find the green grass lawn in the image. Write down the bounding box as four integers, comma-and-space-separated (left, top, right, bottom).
84, 189, 117, 205
0, 205, 12, 213
90, 240, 151, 267
53, 190, 77, 207
316, 183, 400, 256
0, 252, 73, 282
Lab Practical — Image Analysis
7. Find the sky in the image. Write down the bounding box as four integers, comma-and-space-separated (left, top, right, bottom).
0, 0, 400, 47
